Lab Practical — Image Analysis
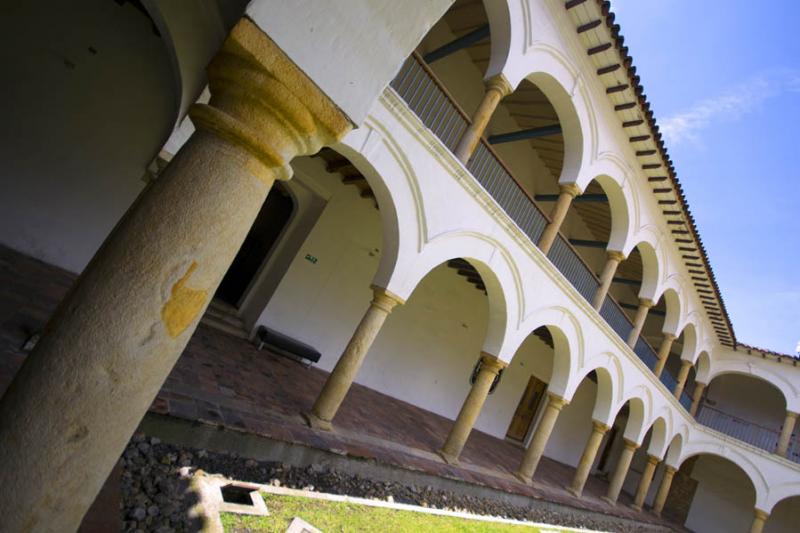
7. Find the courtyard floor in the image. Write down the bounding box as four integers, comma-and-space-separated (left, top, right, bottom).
0, 245, 678, 529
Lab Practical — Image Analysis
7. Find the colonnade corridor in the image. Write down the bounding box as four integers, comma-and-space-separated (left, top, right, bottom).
0, 243, 674, 530
1, 0, 798, 531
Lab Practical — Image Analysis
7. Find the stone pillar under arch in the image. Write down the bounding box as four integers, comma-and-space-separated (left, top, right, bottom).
453, 74, 512, 163
626, 298, 654, 348
438, 354, 507, 464
515, 393, 569, 484
592, 250, 625, 311
305, 286, 404, 430
537, 183, 581, 256
567, 420, 610, 498
0, 18, 352, 532
632, 454, 660, 510
750, 509, 769, 533
602, 438, 639, 505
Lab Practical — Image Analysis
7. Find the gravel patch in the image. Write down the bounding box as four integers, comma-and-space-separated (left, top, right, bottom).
121, 433, 674, 532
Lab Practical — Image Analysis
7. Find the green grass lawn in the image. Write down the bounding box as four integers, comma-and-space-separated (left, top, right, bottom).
220, 493, 578, 532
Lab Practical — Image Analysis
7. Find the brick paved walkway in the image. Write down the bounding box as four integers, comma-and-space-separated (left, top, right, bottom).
0, 245, 677, 528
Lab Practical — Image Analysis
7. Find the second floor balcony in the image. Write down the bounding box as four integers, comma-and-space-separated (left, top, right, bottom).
389, 53, 696, 412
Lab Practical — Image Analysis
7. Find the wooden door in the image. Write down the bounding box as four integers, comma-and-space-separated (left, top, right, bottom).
506, 375, 547, 442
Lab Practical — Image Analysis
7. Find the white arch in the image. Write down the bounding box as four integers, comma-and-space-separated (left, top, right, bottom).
706, 362, 795, 413
504, 43, 594, 189
664, 432, 684, 466
658, 287, 682, 337
764, 485, 800, 514
398, 231, 521, 360
612, 390, 652, 445
677, 442, 767, 509
694, 351, 712, 384
506, 306, 584, 398
338, 121, 425, 296
573, 354, 621, 425
677, 322, 699, 362
645, 415, 671, 459
142, 2, 227, 124
482, 0, 513, 82
626, 240, 661, 304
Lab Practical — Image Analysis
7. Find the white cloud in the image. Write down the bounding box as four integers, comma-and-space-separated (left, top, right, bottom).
661, 69, 799, 146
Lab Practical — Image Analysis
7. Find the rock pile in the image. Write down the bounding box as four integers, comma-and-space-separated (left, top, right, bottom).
121, 434, 672, 532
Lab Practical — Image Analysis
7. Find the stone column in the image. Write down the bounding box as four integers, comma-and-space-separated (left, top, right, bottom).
653, 333, 676, 378
567, 420, 610, 497
0, 19, 351, 533
603, 438, 639, 504
515, 393, 569, 483
689, 382, 706, 417
673, 360, 693, 399
305, 287, 404, 430
537, 183, 581, 255
632, 454, 660, 510
776, 410, 799, 457
652, 465, 677, 516
626, 298, 654, 348
592, 250, 625, 311
438, 354, 507, 464
750, 509, 770, 533
453, 74, 513, 163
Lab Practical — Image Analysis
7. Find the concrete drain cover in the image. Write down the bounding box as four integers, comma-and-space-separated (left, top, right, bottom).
285, 516, 322, 533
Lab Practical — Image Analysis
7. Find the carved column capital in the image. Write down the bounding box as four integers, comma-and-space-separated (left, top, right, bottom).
559, 182, 582, 198
479, 353, 509, 375
547, 393, 570, 411
189, 18, 352, 183
606, 250, 626, 263
370, 286, 405, 313
484, 73, 513, 98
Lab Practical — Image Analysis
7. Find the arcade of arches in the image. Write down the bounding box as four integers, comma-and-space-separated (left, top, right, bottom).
0, 1, 798, 532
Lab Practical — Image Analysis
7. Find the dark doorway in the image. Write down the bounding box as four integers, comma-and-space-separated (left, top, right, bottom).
215, 185, 294, 307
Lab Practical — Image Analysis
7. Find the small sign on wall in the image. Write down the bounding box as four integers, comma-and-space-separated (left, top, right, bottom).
304, 254, 318, 265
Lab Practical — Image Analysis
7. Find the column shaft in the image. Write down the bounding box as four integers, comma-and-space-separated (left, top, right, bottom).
592, 251, 625, 310
537, 183, 580, 255
750, 509, 770, 533
515, 393, 568, 483
603, 438, 638, 504
689, 382, 706, 417
673, 360, 692, 399
652, 465, 677, 516
439, 354, 507, 464
776, 411, 798, 457
0, 19, 351, 533
306, 287, 403, 430
653, 333, 676, 378
453, 75, 512, 163
567, 420, 610, 497
626, 299, 653, 348
632, 455, 659, 510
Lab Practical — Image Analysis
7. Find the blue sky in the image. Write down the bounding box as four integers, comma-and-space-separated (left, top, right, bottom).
611, 0, 800, 354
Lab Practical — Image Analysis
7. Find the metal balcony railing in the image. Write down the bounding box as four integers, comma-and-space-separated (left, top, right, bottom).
697, 405, 800, 464
390, 53, 692, 409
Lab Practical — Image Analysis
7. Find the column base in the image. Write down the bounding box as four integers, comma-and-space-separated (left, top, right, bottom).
565, 486, 582, 498
601, 496, 617, 506
302, 411, 334, 432
437, 449, 460, 466
630, 503, 643, 512
513, 471, 533, 485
